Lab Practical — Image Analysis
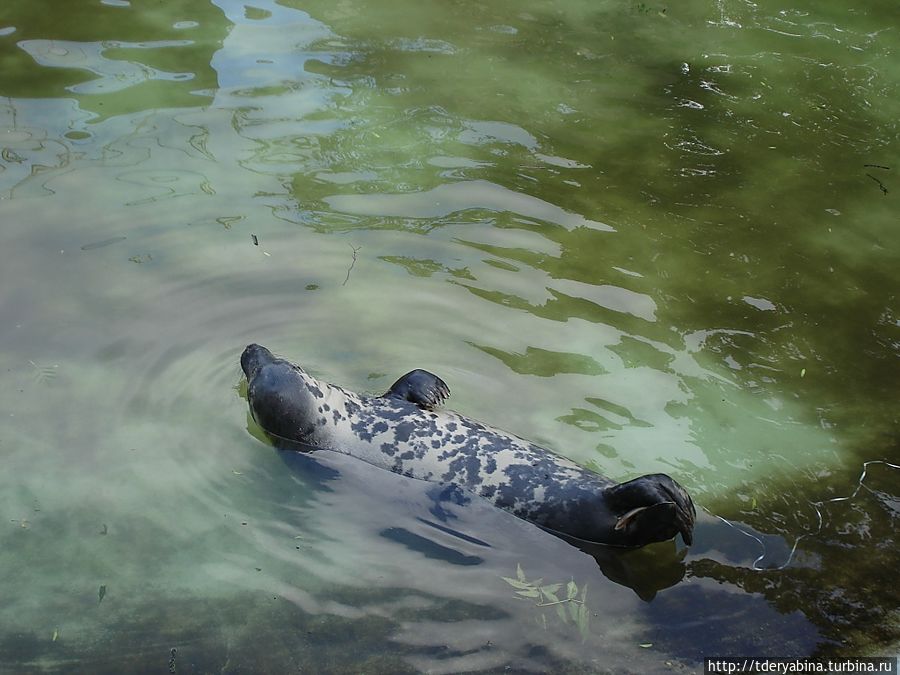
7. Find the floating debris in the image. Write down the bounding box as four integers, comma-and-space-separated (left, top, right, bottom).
29, 360, 59, 384
343, 244, 361, 286
866, 173, 888, 195
216, 216, 242, 229
2, 148, 25, 163
99, 524, 108, 535
864, 163, 890, 194
251, 234, 258, 246
98, 585, 107, 605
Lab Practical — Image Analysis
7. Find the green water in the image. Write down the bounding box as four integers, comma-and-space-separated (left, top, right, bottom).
1, 0, 898, 671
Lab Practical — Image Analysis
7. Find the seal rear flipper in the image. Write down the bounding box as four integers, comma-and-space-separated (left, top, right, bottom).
383, 369, 450, 410
605, 473, 696, 546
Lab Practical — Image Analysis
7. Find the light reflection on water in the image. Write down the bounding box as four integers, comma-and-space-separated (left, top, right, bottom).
0, 0, 898, 670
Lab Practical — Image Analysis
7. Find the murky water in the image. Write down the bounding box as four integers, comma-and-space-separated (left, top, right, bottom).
1, 0, 898, 671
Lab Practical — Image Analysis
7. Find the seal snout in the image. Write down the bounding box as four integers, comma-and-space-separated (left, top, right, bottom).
605, 473, 696, 546
241, 343, 275, 379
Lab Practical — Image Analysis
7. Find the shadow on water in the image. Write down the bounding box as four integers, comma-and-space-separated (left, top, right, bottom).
268, 429, 691, 601
264, 428, 829, 661
275, 439, 866, 664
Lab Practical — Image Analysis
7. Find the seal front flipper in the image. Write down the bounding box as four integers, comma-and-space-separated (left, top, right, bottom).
605, 473, 696, 546
383, 369, 450, 410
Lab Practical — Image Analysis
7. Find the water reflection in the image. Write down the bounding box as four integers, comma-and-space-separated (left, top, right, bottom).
0, 0, 898, 669
324, 180, 614, 231
562, 537, 688, 602
0, 0, 224, 116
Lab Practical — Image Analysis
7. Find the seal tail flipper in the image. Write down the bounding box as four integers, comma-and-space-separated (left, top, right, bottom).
383, 369, 450, 410
605, 474, 696, 546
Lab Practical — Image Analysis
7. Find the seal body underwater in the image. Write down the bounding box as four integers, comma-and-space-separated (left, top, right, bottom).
241, 343, 695, 548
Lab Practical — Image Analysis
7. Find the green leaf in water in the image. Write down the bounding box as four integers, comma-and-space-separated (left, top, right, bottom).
98, 584, 107, 605
503, 564, 592, 638
501, 577, 534, 591
556, 603, 569, 624
516, 563, 526, 582
540, 587, 560, 603
29, 360, 59, 385
576, 604, 590, 641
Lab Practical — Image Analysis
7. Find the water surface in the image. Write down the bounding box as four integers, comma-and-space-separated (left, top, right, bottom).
1, 0, 898, 671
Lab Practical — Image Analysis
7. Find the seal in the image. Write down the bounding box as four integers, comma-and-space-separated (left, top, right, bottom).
241, 344, 695, 548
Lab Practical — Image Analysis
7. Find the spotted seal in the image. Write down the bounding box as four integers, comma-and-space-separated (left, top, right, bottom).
241, 344, 695, 548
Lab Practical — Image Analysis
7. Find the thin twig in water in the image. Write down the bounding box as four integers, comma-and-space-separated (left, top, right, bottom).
866, 173, 888, 195
343, 244, 361, 286
863, 164, 890, 170
536, 599, 584, 608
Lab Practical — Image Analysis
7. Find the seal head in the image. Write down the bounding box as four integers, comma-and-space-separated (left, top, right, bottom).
241, 344, 322, 444
605, 474, 695, 546
240, 343, 274, 379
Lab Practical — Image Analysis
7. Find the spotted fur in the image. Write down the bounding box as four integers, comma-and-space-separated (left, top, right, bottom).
241, 344, 695, 547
